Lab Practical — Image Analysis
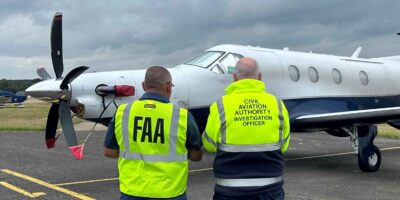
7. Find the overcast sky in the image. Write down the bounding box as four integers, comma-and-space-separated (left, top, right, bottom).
1, 0, 400, 79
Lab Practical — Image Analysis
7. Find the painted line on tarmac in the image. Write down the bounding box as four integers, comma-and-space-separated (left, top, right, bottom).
189, 168, 213, 173
56, 177, 118, 186
286, 146, 400, 161
55, 168, 214, 186
0, 181, 46, 198
286, 152, 354, 161
1, 169, 95, 200
53, 146, 400, 186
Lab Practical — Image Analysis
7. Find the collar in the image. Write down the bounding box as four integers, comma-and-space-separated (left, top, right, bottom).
225, 79, 266, 95
140, 92, 170, 103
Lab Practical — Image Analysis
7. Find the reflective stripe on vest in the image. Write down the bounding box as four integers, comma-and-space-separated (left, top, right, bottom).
217, 143, 280, 152
203, 130, 217, 148
277, 97, 284, 145
216, 176, 282, 187
216, 97, 284, 152
217, 99, 227, 144
119, 103, 187, 162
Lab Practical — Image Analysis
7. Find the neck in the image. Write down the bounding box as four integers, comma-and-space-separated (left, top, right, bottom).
145, 89, 169, 98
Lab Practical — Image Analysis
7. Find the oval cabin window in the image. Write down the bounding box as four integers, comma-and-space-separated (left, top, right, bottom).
332, 68, 342, 84
308, 66, 319, 83
288, 65, 300, 82
359, 70, 369, 86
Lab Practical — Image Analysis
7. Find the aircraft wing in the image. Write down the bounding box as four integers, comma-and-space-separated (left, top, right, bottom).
291, 107, 400, 130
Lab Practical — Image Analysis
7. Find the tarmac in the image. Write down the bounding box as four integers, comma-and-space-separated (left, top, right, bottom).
0, 122, 400, 200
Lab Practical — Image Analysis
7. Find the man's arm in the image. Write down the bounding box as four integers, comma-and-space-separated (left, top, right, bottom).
104, 116, 120, 158
186, 112, 203, 162
201, 102, 220, 153
281, 101, 291, 153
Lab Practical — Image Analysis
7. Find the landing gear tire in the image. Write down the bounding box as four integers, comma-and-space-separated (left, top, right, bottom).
357, 145, 381, 172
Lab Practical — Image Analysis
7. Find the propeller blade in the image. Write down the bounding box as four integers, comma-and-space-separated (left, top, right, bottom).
60, 66, 89, 90
37, 67, 52, 80
51, 12, 64, 79
45, 103, 59, 149
59, 101, 84, 160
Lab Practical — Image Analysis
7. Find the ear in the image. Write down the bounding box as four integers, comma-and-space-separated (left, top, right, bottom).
166, 83, 172, 93
233, 73, 238, 81
142, 81, 146, 91
165, 84, 172, 98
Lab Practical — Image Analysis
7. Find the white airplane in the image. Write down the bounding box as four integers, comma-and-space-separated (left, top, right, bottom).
27, 12, 400, 172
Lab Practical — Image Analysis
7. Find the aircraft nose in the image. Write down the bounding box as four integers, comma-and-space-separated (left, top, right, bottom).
26, 79, 70, 102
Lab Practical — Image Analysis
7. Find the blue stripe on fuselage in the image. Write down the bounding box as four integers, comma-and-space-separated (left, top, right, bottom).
189, 96, 400, 132
89, 96, 400, 133
284, 96, 400, 120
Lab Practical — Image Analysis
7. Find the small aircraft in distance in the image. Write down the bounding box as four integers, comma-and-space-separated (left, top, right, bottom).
0, 90, 27, 108
27, 12, 400, 172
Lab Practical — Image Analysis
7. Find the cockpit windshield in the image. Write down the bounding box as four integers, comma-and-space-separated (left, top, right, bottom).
185, 51, 225, 68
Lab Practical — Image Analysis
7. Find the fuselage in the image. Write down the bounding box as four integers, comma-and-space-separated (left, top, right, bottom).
26, 44, 400, 131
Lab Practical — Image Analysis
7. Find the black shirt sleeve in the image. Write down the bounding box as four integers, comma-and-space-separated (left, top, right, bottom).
185, 111, 203, 150
104, 116, 119, 149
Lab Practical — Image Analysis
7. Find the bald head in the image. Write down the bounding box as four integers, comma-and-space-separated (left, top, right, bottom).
142, 66, 173, 97
233, 57, 261, 81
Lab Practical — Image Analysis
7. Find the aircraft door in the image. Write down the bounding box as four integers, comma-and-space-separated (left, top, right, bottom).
248, 50, 284, 98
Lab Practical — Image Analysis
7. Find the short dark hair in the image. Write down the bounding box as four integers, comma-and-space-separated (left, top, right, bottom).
143, 66, 171, 89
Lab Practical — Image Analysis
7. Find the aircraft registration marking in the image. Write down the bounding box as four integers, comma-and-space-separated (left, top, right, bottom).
1, 169, 95, 200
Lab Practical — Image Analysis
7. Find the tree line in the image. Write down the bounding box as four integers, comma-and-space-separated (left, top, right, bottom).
0, 79, 41, 94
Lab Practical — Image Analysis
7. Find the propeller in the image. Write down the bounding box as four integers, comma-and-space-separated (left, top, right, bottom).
45, 12, 89, 160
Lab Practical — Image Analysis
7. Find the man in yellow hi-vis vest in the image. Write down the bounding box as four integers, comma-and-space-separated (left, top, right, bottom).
104, 66, 202, 200
202, 57, 290, 200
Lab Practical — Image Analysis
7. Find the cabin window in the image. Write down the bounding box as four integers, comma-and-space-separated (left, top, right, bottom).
359, 70, 369, 85
332, 68, 342, 84
308, 66, 319, 83
219, 53, 243, 74
288, 65, 300, 82
185, 51, 225, 68
211, 64, 224, 74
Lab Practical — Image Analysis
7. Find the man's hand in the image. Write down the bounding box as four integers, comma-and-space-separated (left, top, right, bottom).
188, 149, 202, 162
104, 147, 119, 158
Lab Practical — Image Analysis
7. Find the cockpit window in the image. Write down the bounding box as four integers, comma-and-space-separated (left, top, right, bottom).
219, 53, 243, 74
185, 51, 225, 68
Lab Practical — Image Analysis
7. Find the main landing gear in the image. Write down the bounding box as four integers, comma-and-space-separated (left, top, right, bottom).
342, 125, 381, 172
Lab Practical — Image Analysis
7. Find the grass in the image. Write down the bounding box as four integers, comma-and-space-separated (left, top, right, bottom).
0, 100, 51, 131
377, 124, 400, 139
0, 99, 82, 131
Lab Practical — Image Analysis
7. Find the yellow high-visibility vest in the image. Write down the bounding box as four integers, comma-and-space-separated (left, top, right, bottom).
203, 78, 290, 154
115, 99, 188, 198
